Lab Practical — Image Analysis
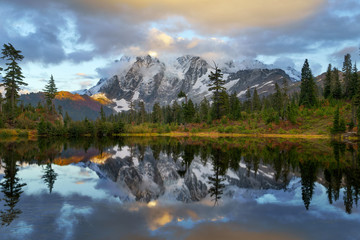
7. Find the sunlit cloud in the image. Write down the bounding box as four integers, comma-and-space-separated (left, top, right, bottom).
75, 0, 326, 34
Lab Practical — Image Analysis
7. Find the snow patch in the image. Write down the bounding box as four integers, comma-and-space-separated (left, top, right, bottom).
132, 91, 140, 101
113, 146, 131, 158
113, 98, 130, 112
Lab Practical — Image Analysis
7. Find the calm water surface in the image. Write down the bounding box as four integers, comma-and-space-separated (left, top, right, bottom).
0, 137, 359, 240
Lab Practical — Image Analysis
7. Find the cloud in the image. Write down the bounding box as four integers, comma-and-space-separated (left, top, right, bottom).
0, 0, 359, 80
79, 80, 93, 89
329, 46, 360, 67
68, 0, 326, 34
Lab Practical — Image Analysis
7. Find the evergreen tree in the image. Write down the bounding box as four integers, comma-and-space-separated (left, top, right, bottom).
0, 145, 27, 226
207, 65, 226, 119
273, 83, 283, 117
0, 43, 27, 117
343, 53, 353, 98
199, 97, 210, 122
138, 101, 146, 124
324, 64, 332, 99
152, 102, 162, 123
64, 112, 71, 128
219, 90, 230, 117
244, 87, 252, 112
252, 88, 261, 111
299, 160, 318, 210
184, 99, 195, 123
299, 59, 317, 107
42, 163, 58, 194
332, 68, 342, 99
43, 75, 58, 108
172, 101, 182, 123
331, 106, 340, 134
229, 92, 240, 120
0, 92, 3, 113
99, 106, 106, 122
350, 63, 358, 99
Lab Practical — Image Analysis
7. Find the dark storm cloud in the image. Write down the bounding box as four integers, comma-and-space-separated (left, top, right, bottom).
0, 0, 146, 65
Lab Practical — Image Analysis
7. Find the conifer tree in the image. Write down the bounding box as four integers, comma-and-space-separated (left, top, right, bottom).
219, 90, 230, 117
0, 43, 27, 117
152, 102, 162, 123
273, 83, 283, 117
199, 97, 210, 122
252, 88, 261, 111
184, 99, 195, 123
331, 106, 340, 134
343, 53, 353, 98
324, 64, 332, 99
138, 101, 146, 124
0, 92, 3, 113
43, 75, 58, 109
299, 59, 317, 107
351, 63, 358, 99
332, 68, 342, 99
244, 87, 252, 112
100, 106, 106, 122
229, 92, 240, 120
207, 65, 225, 119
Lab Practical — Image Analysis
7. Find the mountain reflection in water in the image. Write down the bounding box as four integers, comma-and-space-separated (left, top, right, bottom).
0, 137, 359, 240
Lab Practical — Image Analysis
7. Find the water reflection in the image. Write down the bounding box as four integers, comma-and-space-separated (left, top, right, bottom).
0, 137, 359, 238
0, 143, 27, 226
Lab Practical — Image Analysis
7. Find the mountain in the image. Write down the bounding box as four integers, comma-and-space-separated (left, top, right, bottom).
20, 91, 114, 120
81, 55, 300, 111
84, 145, 293, 203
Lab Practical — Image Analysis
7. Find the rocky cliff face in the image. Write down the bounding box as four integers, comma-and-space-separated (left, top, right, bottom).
82, 55, 300, 111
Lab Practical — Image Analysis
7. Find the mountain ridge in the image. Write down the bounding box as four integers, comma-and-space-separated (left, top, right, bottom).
80, 55, 301, 111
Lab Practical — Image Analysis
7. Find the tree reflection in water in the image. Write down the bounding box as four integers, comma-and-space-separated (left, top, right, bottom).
0, 143, 27, 226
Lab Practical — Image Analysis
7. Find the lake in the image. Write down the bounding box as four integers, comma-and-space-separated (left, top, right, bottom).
0, 137, 359, 240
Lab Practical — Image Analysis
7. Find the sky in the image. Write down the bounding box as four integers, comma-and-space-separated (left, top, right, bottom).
0, 0, 359, 92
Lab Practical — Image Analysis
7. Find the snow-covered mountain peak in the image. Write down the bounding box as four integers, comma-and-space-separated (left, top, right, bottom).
78, 55, 300, 112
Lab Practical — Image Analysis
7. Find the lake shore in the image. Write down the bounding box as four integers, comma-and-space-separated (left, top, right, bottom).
118, 131, 331, 139
0, 128, 350, 140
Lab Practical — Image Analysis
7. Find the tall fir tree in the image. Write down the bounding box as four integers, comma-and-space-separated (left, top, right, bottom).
184, 99, 195, 123
324, 64, 332, 99
199, 97, 210, 122
0, 43, 27, 117
0, 92, 3, 113
343, 53, 353, 98
252, 88, 261, 111
138, 101, 146, 124
332, 68, 342, 99
152, 102, 162, 123
299, 59, 317, 108
351, 63, 358, 99
273, 82, 283, 117
100, 106, 106, 122
207, 65, 226, 119
244, 87, 252, 112
331, 106, 340, 134
43, 75, 58, 109
229, 92, 241, 120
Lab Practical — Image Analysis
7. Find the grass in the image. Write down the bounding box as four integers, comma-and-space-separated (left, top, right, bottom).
0, 128, 33, 140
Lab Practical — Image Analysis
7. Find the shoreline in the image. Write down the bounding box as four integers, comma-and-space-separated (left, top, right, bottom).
117, 131, 331, 139
0, 129, 350, 140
